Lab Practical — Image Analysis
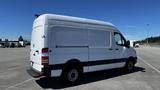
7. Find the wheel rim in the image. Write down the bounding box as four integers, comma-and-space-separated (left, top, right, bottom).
68, 69, 79, 82
128, 61, 134, 70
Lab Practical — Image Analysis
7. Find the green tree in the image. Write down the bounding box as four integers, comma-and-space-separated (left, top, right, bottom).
5, 39, 8, 42
18, 36, 24, 41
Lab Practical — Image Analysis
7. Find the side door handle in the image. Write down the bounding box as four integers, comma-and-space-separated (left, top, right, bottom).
115, 48, 119, 50
108, 48, 113, 50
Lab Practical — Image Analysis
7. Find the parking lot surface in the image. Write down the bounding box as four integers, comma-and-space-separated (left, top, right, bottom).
0, 46, 160, 90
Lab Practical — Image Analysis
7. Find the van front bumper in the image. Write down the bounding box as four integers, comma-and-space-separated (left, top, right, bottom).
134, 57, 138, 64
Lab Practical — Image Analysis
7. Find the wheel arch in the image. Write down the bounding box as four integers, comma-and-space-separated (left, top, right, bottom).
61, 59, 83, 75
128, 56, 137, 64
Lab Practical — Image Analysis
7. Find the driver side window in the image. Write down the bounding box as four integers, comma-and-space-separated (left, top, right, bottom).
114, 33, 125, 46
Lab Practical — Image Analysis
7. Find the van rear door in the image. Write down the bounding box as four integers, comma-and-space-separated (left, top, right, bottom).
30, 26, 43, 72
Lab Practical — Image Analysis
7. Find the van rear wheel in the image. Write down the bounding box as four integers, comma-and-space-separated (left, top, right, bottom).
62, 67, 80, 83
67, 69, 79, 82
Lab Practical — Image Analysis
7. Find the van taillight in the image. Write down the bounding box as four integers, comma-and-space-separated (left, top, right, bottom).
41, 48, 49, 66
41, 56, 49, 66
42, 48, 48, 53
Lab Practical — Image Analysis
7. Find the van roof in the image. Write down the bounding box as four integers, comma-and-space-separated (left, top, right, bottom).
35, 14, 119, 32
41, 14, 115, 26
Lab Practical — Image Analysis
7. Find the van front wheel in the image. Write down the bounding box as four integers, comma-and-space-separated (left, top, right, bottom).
125, 60, 135, 72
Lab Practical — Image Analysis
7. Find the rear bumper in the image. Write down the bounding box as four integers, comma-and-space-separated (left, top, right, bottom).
42, 67, 51, 77
27, 67, 43, 78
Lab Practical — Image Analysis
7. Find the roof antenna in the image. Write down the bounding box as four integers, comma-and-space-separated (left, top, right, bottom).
34, 14, 40, 18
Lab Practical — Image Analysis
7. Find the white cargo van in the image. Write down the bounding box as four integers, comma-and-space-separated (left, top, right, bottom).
27, 14, 137, 83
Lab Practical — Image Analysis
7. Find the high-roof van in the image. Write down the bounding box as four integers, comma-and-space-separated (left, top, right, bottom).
27, 14, 137, 83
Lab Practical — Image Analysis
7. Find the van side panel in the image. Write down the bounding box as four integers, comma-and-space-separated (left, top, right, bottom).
48, 26, 89, 76
45, 19, 128, 77
87, 30, 124, 72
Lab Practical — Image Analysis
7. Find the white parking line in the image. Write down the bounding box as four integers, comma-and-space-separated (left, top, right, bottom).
6, 86, 34, 90
3, 78, 34, 90
0, 65, 28, 75
138, 56, 160, 74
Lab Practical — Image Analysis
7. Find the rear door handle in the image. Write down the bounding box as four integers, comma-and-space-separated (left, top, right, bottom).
35, 50, 39, 52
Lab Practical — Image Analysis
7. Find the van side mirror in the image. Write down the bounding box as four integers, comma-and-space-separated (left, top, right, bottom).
125, 40, 130, 47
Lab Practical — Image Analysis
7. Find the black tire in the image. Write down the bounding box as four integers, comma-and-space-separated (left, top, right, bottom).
62, 66, 81, 83
124, 60, 135, 72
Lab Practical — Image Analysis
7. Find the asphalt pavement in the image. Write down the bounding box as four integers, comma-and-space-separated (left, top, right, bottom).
0, 46, 160, 90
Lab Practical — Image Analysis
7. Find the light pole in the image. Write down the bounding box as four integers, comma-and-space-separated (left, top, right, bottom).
146, 24, 149, 45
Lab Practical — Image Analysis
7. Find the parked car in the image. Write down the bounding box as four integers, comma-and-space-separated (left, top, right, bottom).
135, 43, 140, 48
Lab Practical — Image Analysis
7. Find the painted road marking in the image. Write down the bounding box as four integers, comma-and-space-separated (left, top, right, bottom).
3, 78, 34, 90
138, 56, 160, 74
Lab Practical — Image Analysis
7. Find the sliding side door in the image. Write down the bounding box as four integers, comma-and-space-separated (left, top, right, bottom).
88, 30, 117, 72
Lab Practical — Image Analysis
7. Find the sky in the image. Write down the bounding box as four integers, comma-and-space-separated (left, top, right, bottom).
0, 0, 160, 41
